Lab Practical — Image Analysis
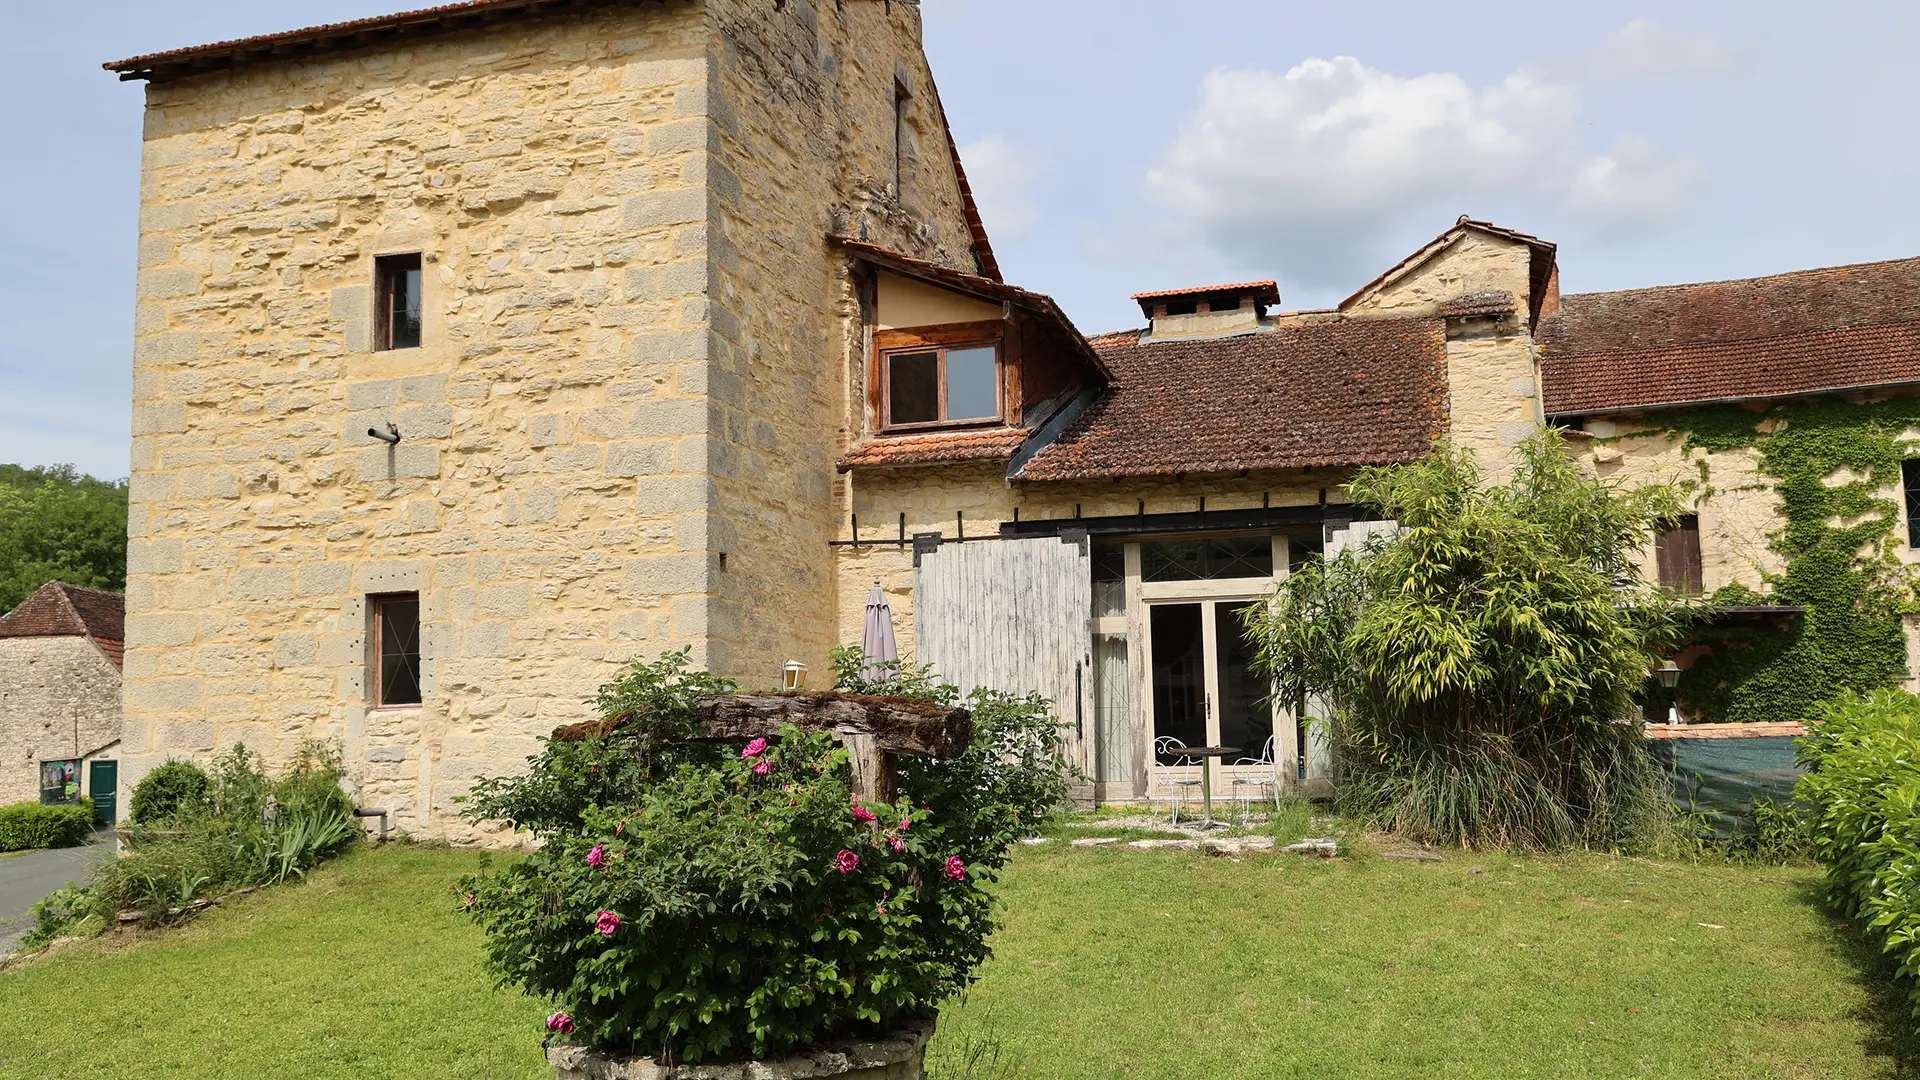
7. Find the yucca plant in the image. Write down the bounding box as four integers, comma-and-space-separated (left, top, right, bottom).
1246, 434, 1704, 850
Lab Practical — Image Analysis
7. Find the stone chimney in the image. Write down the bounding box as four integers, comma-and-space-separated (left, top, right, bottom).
1132, 280, 1280, 341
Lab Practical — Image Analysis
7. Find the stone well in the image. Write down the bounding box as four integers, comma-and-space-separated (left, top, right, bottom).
547, 1022, 933, 1080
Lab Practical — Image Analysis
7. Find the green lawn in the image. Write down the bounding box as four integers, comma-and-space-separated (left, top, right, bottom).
0, 840, 1911, 1079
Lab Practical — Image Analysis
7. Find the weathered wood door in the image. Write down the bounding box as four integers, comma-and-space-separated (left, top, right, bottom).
915, 535, 1093, 766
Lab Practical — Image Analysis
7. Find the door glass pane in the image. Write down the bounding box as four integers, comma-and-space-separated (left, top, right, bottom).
1215, 602, 1272, 761
1094, 635, 1132, 783
1092, 543, 1126, 617
944, 345, 999, 421
888, 352, 939, 425
1150, 604, 1206, 759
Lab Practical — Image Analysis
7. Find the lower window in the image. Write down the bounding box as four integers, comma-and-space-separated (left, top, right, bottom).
371, 593, 422, 707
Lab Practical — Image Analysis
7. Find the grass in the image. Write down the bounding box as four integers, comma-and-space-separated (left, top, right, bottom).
1, 836, 1913, 1079
930, 843, 1920, 1079
0, 844, 549, 1080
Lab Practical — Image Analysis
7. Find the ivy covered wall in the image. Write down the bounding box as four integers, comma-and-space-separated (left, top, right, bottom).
1616, 398, 1920, 724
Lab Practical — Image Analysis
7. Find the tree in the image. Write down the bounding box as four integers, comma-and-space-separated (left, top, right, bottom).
1245, 435, 1702, 850
0, 464, 129, 610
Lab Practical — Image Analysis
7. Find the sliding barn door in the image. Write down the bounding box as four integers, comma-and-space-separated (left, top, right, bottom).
915, 535, 1094, 766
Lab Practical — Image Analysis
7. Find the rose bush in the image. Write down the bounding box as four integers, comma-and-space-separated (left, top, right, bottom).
458, 649, 1068, 1065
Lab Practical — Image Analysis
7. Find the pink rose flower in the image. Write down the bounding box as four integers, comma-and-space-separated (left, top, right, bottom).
586, 844, 606, 869
852, 805, 878, 824
753, 760, 771, 776
594, 910, 622, 935
547, 1012, 575, 1035
944, 856, 966, 882
742, 738, 768, 759
834, 849, 860, 874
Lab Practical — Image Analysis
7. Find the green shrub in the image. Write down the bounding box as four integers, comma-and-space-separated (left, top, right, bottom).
20, 883, 106, 949
1243, 435, 1700, 851
130, 760, 210, 824
1797, 689, 1920, 1017
0, 802, 94, 852
56, 740, 358, 927
459, 649, 1072, 1064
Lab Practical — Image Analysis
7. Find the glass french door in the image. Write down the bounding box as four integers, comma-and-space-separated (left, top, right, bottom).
1148, 599, 1273, 766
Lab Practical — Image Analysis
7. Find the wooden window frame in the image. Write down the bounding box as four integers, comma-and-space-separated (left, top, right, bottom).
369, 592, 423, 710
872, 321, 1013, 433
374, 252, 424, 352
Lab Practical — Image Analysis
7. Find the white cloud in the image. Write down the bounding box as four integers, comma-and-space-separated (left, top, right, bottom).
1145, 53, 1700, 293
1551, 18, 1744, 83
958, 134, 1041, 240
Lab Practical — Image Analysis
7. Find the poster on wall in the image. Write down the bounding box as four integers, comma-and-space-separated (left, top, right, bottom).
39, 759, 81, 805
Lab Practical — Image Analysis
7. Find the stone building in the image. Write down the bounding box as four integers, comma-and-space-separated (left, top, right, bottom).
0, 582, 124, 812
106, 0, 1920, 831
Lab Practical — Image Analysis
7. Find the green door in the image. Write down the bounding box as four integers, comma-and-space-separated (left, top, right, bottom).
89, 760, 117, 828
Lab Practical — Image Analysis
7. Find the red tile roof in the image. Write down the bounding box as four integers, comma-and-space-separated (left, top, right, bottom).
1015, 318, 1449, 482
1540, 257, 1920, 415
839, 427, 1030, 471
0, 582, 127, 669
105, 0, 671, 81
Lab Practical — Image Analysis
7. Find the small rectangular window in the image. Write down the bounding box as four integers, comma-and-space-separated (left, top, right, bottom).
1655, 515, 1703, 594
1142, 536, 1274, 582
881, 342, 1002, 430
371, 593, 422, 708
1905, 460, 1920, 547
375, 253, 423, 351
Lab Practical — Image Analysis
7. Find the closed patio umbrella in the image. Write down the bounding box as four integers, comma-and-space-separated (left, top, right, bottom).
860, 582, 899, 684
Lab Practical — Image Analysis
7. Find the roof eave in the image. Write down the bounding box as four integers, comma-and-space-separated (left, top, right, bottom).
1545, 376, 1920, 420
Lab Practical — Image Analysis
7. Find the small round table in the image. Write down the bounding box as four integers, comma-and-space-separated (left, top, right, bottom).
1172, 746, 1241, 827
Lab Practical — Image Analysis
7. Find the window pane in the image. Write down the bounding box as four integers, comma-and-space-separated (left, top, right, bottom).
1206, 536, 1273, 579
378, 597, 422, 707
1905, 460, 1920, 547
888, 352, 939, 425
944, 346, 998, 421
1093, 634, 1132, 783
1142, 540, 1206, 582
392, 267, 422, 350
1142, 536, 1274, 582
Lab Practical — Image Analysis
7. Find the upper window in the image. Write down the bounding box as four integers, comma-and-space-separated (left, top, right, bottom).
882, 343, 1002, 429
1905, 460, 1920, 547
1655, 515, 1703, 595
1142, 536, 1274, 582
375, 253, 423, 351
371, 593, 422, 708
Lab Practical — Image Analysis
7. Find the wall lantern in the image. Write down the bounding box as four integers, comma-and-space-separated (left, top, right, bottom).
782, 661, 808, 693
1655, 660, 1682, 690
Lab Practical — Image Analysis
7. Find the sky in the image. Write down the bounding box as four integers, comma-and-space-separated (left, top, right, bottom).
2, 0, 1916, 480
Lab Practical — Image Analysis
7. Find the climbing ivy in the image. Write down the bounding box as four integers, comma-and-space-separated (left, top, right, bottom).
1622, 399, 1920, 723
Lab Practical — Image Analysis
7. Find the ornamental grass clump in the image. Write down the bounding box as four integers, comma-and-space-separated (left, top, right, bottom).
458, 649, 1069, 1065
1246, 435, 1703, 851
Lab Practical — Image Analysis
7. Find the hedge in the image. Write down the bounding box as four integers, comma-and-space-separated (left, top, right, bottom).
1798, 690, 1920, 1020
0, 802, 95, 852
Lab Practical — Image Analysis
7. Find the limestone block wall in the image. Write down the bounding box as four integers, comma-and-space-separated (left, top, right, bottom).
706, 0, 981, 686
0, 638, 121, 806
123, 3, 741, 840
1346, 232, 1544, 472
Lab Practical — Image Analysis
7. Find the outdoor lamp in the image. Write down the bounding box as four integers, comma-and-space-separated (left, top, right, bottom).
1656, 660, 1682, 689
782, 661, 807, 692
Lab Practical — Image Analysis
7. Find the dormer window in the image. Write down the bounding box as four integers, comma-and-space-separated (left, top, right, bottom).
881, 341, 1002, 430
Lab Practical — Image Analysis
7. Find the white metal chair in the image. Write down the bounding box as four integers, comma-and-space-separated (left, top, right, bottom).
1153, 736, 1203, 825
1230, 735, 1281, 822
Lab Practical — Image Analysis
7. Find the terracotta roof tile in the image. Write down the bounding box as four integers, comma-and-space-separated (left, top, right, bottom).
1131, 281, 1281, 302
839, 428, 1029, 471
0, 582, 127, 668
1016, 318, 1449, 482
1540, 256, 1920, 415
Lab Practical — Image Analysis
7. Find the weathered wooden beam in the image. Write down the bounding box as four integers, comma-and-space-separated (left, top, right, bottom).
550, 692, 973, 757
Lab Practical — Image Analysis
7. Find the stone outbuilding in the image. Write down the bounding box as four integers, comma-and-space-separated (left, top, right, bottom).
0, 582, 124, 816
